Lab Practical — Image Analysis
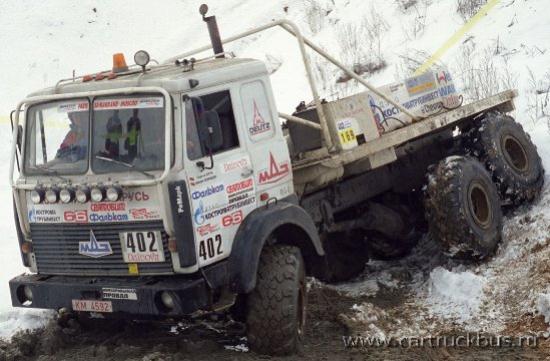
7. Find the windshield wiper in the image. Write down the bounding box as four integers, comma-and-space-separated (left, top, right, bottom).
34, 165, 69, 182
95, 155, 155, 179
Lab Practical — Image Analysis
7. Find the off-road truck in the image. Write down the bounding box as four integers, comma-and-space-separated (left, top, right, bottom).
8, 5, 544, 356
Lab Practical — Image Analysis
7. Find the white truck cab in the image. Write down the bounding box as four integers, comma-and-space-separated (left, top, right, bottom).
8, 4, 543, 357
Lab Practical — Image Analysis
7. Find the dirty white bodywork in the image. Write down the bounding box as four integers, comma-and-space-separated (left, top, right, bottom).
10, 19, 517, 277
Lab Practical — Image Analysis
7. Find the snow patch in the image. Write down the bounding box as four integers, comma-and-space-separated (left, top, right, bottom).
427, 267, 487, 323
341, 303, 388, 340
0, 309, 54, 340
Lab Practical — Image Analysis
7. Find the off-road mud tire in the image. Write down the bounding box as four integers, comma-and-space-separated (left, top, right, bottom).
246, 245, 306, 356
467, 112, 544, 205
425, 156, 503, 258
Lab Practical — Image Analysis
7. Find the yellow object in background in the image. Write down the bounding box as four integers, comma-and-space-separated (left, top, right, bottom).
415, 0, 502, 75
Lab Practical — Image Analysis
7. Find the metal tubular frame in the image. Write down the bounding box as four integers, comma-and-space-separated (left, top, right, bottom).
165, 19, 420, 150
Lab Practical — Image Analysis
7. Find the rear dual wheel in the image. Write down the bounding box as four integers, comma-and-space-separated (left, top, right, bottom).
425, 156, 502, 258
467, 112, 544, 205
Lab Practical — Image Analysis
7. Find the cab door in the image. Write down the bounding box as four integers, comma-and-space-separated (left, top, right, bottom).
183, 88, 257, 267
238, 78, 294, 204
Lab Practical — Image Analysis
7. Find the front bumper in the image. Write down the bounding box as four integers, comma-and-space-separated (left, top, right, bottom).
9, 267, 222, 317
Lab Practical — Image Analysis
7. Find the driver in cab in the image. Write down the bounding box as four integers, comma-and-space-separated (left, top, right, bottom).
56, 111, 88, 161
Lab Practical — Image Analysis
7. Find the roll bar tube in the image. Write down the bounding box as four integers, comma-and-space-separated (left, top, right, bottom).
165, 19, 420, 150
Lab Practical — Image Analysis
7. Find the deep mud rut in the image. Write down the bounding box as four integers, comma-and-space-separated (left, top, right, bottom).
1, 282, 548, 361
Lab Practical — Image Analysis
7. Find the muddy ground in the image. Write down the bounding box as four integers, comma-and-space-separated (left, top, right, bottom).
1, 281, 548, 361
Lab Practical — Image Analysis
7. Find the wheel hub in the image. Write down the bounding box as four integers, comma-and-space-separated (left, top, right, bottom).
468, 182, 492, 229
502, 134, 529, 173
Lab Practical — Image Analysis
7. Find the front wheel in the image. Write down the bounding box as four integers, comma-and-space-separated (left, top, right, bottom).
246, 245, 306, 356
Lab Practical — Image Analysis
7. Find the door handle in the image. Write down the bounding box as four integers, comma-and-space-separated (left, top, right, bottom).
241, 167, 253, 178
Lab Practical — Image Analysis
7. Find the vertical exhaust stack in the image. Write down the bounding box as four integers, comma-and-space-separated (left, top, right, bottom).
199, 4, 224, 59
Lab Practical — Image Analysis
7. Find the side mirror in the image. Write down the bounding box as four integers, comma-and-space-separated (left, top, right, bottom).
10, 110, 23, 153
17, 125, 23, 152
199, 110, 223, 152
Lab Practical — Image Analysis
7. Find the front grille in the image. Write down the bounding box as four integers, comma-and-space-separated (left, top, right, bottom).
30, 221, 173, 276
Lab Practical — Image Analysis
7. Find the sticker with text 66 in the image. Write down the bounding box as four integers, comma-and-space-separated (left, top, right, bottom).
222, 210, 243, 227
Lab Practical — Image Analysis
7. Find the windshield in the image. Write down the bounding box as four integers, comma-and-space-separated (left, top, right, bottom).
23, 94, 166, 176
91, 95, 165, 173
24, 99, 90, 175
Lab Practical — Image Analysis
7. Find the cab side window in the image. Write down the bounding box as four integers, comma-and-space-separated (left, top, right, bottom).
186, 90, 239, 160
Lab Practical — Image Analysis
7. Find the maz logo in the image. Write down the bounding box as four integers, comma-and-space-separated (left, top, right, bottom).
79, 230, 113, 258
258, 152, 290, 185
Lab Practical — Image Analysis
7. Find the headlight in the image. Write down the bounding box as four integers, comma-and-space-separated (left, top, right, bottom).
106, 186, 122, 202
75, 187, 90, 203
45, 189, 59, 203
90, 187, 105, 202
30, 189, 44, 204
134, 50, 150, 67
59, 188, 75, 203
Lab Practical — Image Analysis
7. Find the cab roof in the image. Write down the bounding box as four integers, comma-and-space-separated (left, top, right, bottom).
27, 57, 268, 98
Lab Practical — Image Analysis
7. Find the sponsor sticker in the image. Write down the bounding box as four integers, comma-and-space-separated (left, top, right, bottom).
228, 193, 249, 204
226, 179, 254, 195
191, 184, 224, 200
57, 101, 89, 113
93, 97, 164, 110
405, 72, 436, 96
197, 223, 219, 237
129, 208, 160, 220
258, 153, 290, 185
64, 210, 88, 223
221, 156, 251, 174
91, 202, 125, 212
28, 208, 61, 223
436, 70, 453, 85
248, 100, 272, 137
193, 197, 255, 225
221, 210, 243, 227
188, 171, 216, 186
175, 185, 185, 215
89, 212, 129, 223
102, 288, 138, 301
337, 118, 353, 130
122, 191, 150, 202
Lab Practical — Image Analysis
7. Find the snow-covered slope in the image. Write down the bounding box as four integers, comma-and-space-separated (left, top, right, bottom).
0, 0, 549, 339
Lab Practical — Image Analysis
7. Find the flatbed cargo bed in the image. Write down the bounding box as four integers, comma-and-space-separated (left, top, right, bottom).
292, 89, 517, 171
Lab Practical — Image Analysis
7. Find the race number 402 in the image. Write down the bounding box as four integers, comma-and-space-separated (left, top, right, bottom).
199, 234, 223, 261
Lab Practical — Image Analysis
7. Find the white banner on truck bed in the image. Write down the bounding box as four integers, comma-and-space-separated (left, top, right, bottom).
367, 69, 460, 134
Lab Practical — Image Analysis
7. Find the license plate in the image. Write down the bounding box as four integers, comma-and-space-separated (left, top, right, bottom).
119, 231, 165, 263
72, 299, 113, 313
